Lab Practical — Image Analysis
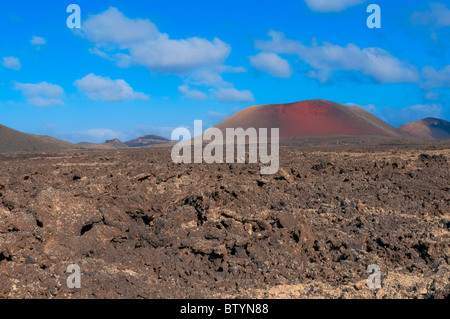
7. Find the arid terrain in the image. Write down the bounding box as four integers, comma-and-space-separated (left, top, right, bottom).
0, 139, 449, 299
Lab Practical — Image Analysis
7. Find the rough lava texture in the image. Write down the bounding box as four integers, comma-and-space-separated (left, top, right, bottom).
0, 141, 449, 299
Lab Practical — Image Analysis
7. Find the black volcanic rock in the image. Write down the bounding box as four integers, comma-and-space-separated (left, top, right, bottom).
0, 142, 449, 298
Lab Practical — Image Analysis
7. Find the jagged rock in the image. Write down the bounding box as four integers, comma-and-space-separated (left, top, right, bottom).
0, 143, 448, 298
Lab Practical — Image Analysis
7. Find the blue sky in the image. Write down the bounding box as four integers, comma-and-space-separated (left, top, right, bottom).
1, 0, 449, 143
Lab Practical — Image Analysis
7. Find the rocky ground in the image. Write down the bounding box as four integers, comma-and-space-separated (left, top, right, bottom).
0, 141, 449, 299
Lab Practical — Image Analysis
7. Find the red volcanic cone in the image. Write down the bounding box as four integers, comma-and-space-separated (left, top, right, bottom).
215, 99, 404, 138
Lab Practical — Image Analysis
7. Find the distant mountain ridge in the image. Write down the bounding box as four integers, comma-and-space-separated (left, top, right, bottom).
1, 100, 449, 153
0, 123, 172, 152
398, 117, 450, 140
78, 138, 130, 150
0, 124, 76, 153
124, 134, 171, 147
77, 135, 171, 150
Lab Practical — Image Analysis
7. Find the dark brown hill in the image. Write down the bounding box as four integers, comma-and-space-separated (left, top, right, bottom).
124, 134, 171, 147
0, 124, 76, 153
398, 118, 450, 140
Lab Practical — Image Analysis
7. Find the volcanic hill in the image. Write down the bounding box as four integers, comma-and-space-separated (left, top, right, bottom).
214, 100, 406, 139
78, 138, 129, 150
0, 124, 76, 153
398, 118, 450, 140
124, 134, 171, 147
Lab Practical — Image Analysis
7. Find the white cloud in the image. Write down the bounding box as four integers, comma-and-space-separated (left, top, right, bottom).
13, 81, 64, 107
407, 104, 443, 116
347, 102, 443, 126
77, 7, 251, 103
425, 91, 440, 100
178, 84, 208, 101
346, 102, 379, 114
125, 37, 230, 74
27, 97, 64, 107
187, 68, 231, 87
0, 100, 23, 107
80, 8, 159, 45
396, 104, 443, 124
76, 128, 127, 143
207, 111, 228, 120
304, 0, 365, 12
2, 56, 21, 71
187, 65, 246, 87
79, 7, 231, 74
51, 128, 127, 144
13, 81, 63, 97
249, 52, 291, 78
212, 88, 254, 103
74, 73, 149, 102
255, 31, 419, 83
422, 65, 450, 90
46, 125, 176, 144
31, 36, 46, 46
89, 47, 112, 60
411, 2, 450, 28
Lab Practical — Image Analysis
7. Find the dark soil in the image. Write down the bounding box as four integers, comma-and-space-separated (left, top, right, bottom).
0, 142, 449, 298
